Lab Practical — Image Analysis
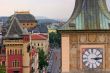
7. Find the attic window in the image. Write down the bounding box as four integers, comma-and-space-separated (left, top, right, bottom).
69, 23, 76, 27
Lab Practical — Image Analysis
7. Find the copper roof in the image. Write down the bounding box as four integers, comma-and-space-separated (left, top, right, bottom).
60, 0, 110, 30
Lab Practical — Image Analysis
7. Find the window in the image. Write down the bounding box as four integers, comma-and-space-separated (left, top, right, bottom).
12, 50, 14, 55
15, 61, 17, 67
15, 50, 17, 55
2, 48, 5, 54
10, 50, 12, 55
27, 45, 30, 52
18, 50, 19, 55
20, 49, 22, 55
12, 61, 15, 67
7, 50, 9, 55
38, 43, 39, 46
27, 24, 29, 25
34, 43, 36, 46
41, 43, 43, 46
2, 61, 5, 66
12, 60, 19, 67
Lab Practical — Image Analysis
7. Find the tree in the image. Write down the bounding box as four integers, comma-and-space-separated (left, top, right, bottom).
49, 31, 61, 48
0, 65, 5, 73
38, 48, 48, 73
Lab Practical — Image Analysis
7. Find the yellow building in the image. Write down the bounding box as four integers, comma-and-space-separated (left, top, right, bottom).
8, 11, 37, 30
31, 33, 49, 53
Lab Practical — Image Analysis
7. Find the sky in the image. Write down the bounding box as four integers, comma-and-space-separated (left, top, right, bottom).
0, 0, 110, 20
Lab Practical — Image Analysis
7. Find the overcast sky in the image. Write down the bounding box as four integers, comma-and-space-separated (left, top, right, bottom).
0, 0, 110, 20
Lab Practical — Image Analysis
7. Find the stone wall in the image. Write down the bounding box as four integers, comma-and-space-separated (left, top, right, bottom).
61, 31, 110, 73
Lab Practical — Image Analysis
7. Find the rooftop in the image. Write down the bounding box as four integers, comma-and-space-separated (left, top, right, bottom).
60, 0, 110, 30
15, 13, 36, 22
15, 11, 30, 14
31, 34, 48, 40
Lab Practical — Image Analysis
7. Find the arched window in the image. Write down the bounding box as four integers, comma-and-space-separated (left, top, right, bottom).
38, 43, 39, 46
18, 50, 19, 55
7, 50, 9, 55
12, 50, 14, 55
34, 43, 36, 46
10, 50, 12, 55
15, 50, 17, 55
2, 61, 5, 66
20, 49, 22, 55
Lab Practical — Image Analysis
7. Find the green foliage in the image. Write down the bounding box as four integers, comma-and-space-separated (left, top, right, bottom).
49, 31, 61, 48
0, 65, 5, 73
38, 48, 48, 71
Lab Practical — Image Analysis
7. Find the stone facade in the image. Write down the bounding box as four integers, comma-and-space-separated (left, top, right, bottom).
61, 30, 110, 73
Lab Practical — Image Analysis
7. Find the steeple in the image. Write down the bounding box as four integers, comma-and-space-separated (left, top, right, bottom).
61, 0, 110, 30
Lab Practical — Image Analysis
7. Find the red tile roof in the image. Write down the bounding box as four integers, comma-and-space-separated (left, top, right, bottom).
31, 34, 47, 40
38, 34, 48, 38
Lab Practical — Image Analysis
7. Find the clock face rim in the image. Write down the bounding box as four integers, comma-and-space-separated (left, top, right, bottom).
82, 48, 103, 69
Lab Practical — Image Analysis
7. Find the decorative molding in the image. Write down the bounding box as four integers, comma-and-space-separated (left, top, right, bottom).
70, 35, 78, 43
88, 34, 97, 42
97, 34, 106, 43
80, 34, 87, 43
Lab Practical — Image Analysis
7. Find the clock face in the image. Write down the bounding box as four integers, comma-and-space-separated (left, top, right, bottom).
82, 48, 103, 69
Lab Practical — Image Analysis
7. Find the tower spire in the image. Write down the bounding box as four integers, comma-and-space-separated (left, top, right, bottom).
62, 0, 110, 30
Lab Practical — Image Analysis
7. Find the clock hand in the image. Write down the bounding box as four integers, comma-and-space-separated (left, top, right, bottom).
91, 57, 102, 60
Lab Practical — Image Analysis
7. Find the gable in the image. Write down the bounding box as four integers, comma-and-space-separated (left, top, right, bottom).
5, 17, 24, 37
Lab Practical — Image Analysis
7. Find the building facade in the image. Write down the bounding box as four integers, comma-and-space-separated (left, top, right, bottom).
31, 33, 49, 53
12, 11, 37, 30
0, 11, 48, 73
4, 38, 23, 73
59, 0, 110, 73
1, 11, 49, 73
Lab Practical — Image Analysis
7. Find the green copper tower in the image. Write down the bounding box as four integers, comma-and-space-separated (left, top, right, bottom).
61, 0, 110, 30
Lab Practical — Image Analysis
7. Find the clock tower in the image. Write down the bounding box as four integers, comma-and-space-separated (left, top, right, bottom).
59, 0, 110, 73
